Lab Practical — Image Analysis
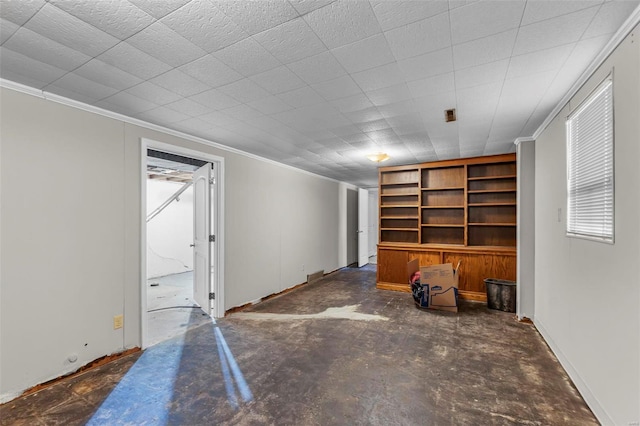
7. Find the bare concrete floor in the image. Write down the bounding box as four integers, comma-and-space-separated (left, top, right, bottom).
1, 265, 597, 425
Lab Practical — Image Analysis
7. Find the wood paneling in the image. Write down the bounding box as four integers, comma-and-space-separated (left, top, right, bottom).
422, 189, 464, 207
407, 251, 441, 267
443, 252, 516, 295
377, 249, 409, 284
422, 166, 464, 188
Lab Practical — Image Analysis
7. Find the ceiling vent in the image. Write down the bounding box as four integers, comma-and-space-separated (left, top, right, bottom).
445, 108, 457, 122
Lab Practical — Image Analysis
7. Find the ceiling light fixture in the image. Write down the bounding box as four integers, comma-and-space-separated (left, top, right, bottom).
367, 152, 390, 163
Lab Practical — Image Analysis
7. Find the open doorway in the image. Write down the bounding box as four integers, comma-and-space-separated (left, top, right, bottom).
141, 140, 225, 349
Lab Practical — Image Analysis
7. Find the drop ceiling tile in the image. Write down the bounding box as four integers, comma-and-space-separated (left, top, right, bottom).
213, 37, 281, 77
344, 107, 384, 124
583, 0, 640, 39
0, 46, 67, 89
387, 114, 427, 135
329, 93, 374, 113
179, 54, 243, 88
127, 22, 207, 67
521, 0, 602, 26
253, 17, 326, 64
452, 29, 517, 69
24, 3, 119, 56
288, 0, 335, 16
397, 48, 453, 83
125, 81, 182, 105
331, 33, 395, 74
74, 59, 142, 91
376, 99, 419, 119
248, 96, 293, 115
250, 65, 307, 95
135, 106, 191, 124
449, 0, 525, 45
352, 62, 405, 92
221, 104, 265, 122
161, 0, 248, 53
357, 119, 391, 132
1, 18, 20, 44
384, 12, 451, 60
366, 83, 413, 106
128, 0, 191, 19
215, 0, 299, 36
456, 82, 502, 121
95, 91, 159, 116
0, 0, 45, 25
47, 72, 119, 101
218, 78, 272, 103
287, 51, 347, 85
97, 42, 171, 81
506, 44, 573, 80
330, 124, 363, 137
407, 72, 455, 98
165, 98, 211, 117
454, 59, 509, 90
50, 0, 154, 40
149, 69, 210, 97
312, 75, 363, 101
371, 0, 449, 31
189, 88, 241, 111
303, 1, 381, 49
3, 27, 91, 71
276, 86, 325, 108
44, 85, 103, 105
513, 7, 599, 56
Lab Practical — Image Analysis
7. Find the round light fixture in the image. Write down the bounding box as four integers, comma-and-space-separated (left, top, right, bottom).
366, 152, 390, 163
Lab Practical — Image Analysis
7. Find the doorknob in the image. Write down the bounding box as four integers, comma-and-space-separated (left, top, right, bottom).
190, 243, 195, 247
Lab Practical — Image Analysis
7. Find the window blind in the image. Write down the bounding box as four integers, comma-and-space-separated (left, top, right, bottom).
566, 77, 614, 242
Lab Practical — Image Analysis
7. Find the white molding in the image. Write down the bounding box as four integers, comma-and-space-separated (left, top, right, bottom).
514, 137, 535, 146
0, 79, 342, 185
534, 319, 612, 425
532, 4, 640, 140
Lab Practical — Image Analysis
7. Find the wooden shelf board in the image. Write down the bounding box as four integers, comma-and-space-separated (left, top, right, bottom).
468, 202, 516, 206
421, 224, 464, 228
468, 223, 516, 227
381, 182, 419, 186
468, 189, 516, 194
467, 174, 516, 181
381, 204, 419, 208
381, 228, 419, 231
380, 216, 419, 219
422, 205, 464, 209
422, 187, 464, 191
381, 193, 419, 197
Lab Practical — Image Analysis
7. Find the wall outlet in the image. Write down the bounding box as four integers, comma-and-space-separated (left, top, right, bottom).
301, 264, 305, 271
113, 315, 123, 330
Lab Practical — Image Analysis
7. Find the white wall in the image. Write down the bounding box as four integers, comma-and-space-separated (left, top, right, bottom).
516, 141, 535, 321
0, 87, 341, 401
346, 187, 358, 265
534, 25, 639, 425
368, 189, 378, 257
146, 180, 193, 279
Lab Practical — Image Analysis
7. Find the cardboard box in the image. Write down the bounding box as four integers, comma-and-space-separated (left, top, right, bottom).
408, 259, 460, 313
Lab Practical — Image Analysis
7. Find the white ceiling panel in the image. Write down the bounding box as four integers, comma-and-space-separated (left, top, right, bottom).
97, 42, 172, 80
149, 69, 210, 97
3, 27, 91, 71
384, 12, 451, 61
0, 0, 45, 25
128, 0, 191, 19
450, 1, 525, 45
0, 46, 66, 89
24, 3, 119, 56
513, 7, 599, 56
127, 22, 206, 67
213, 37, 281, 77
454, 59, 509, 90
161, 0, 248, 53
521, 0, 602, 26
303, 1, 381, 49
452, 29, 517, 70
1, 0, 637, 187
1, 18, 21, 45
253, 17, 326, 64
49, 0, 154, 40
397, 48, 454, 83
250, 65, 307, 95
218, 78, 272, 103
331, 33, 395, 74
371, 0, 448, 31
351, 62, 405, 92
287, 51, 347, 85
215, 0, 299, 36
179, 54, 243, 88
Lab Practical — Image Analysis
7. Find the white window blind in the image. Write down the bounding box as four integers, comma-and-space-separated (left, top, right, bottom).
566, 76, 614, 243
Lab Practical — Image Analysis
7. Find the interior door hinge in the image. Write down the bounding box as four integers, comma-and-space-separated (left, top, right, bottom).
209, 177, 215, 185
209, 235, 215, 242
209, 292, 215, 300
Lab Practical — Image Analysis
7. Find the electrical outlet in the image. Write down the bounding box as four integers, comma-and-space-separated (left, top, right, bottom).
113, 315, 123, 330
302, 264, 305, 271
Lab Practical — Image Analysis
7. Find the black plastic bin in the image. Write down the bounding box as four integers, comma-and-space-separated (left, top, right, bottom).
484, 279, 516, 313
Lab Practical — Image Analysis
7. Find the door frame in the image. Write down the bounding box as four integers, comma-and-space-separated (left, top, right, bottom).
140, 138, 225, 349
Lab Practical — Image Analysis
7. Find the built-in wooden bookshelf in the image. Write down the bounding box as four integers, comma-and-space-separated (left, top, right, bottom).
377, 154, 517, 301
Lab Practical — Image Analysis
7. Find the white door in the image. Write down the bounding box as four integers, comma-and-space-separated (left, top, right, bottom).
193, 163, 213, 316
358, 188, 369, 267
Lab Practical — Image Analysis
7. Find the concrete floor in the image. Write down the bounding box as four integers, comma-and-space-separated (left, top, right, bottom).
1, 265, 596, 425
